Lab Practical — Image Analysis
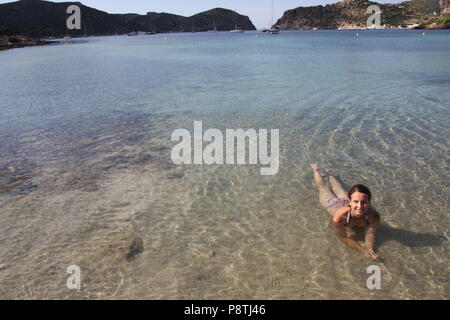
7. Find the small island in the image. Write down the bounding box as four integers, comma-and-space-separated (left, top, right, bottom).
275, 0, 450, 30
0, 0, 256, 51
276, 0, 450, 30
0, 0, 255, 42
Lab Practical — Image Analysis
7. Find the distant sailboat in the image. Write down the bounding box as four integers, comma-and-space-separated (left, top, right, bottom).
268, 0, 280, 35
208, 19, 218, 32
230, 9, 244, 33
146, 15, 156, 35
268, 27, 280, 35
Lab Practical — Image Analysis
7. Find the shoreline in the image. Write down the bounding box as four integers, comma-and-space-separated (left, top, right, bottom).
0, 35, 55, 51
1, 28, 449, 52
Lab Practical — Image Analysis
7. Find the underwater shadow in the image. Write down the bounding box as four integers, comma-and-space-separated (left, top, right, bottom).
375, 222, 446, 248
350, 221, 446, 249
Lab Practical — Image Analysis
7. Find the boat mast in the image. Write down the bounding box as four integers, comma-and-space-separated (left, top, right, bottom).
271, 0, 274, 28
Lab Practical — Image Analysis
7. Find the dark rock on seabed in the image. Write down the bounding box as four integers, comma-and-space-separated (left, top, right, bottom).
126, 237, 144, 261
0, 161, 37, 195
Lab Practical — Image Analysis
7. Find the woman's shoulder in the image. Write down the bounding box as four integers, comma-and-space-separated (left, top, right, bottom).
368, 208, 381, 224
332, 206, 351, 224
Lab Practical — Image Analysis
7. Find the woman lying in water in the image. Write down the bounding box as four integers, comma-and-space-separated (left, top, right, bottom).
310, 163, 381, 261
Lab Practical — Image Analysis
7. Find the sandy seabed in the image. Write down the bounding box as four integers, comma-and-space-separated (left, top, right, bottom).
0, 108, 448, 300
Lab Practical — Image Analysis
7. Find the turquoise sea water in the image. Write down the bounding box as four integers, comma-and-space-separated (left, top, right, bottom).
0, 30, 449, 299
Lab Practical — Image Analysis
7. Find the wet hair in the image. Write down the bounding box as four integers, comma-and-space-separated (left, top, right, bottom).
348, 184, 371, 201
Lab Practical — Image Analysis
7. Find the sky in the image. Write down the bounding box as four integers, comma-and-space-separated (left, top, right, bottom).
0, 0, 404, 29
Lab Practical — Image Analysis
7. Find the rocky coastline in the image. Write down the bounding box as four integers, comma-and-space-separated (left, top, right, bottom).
275, 0, 450, 30
0, 1, 255, 39
0, 34, 53, 51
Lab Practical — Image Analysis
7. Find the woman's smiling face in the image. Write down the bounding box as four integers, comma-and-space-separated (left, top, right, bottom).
349, 191, 370, 217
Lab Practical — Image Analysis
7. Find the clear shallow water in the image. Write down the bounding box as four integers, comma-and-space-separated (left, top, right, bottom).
0, 30, 449, 299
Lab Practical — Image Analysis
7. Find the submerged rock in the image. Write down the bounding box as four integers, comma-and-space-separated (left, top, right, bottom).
126, 237, 144, 261
0, 163, 36, 195
11, 181, 38, 195
167, 172, 184, 179
0, 263, 9, 271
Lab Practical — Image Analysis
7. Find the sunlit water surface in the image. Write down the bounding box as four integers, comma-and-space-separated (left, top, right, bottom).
0, 30, 448, 299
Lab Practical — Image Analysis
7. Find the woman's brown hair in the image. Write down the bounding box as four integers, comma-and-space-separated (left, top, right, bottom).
348, 184, 371, 201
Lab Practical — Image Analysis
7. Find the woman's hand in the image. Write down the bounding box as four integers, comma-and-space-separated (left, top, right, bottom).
310, 163, 319, 171
363, 249, 380, 261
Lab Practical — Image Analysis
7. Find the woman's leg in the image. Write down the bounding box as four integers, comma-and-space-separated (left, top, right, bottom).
329, 176, 349, 199
310, 163, 336, 210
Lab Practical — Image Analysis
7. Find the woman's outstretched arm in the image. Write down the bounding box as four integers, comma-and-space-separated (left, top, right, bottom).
333, 209, 380, 260
365, 209, 381, 259
333, 219, 366, 255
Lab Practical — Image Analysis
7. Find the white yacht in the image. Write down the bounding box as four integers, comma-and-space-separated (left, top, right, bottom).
230, 9, 244, 33
268, 26, 280, 34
